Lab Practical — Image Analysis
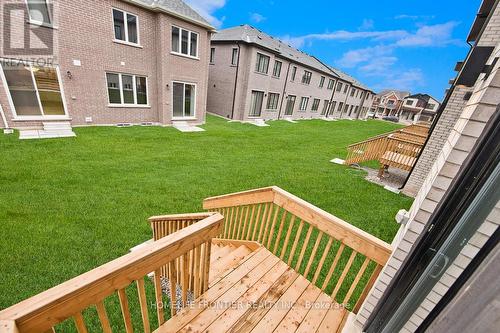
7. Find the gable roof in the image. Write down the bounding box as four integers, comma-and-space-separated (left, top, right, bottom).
406, 93, 440, 104
377, 90, 411, 100
125, 0, 214, 30
212, 25, 336, 77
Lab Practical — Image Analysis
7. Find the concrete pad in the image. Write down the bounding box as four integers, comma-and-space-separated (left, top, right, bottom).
248, 119, 270, 127
330, 158, 345, 165
284, 117, 297, 123
3, 129, 14, 135
173, 121, 205, 132
384, 185, 401, 194
322, 118, 337, 122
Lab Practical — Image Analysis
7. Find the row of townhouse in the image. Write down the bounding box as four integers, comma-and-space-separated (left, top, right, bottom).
207, 25, 374, 122
0, 0, 214, 135
0, 1, 374, 136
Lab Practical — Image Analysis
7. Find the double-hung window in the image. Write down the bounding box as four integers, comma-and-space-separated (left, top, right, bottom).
173, 82, 196, 118
272, 61, 282, 78
344, 85, 349, 93
350, 88, 355, 97
267, 93, 280, 110
113, 9, 139, 45
26, 0, 52, 26
336, 82, 343, 92
231, 48, 238, 65
106, 73, 148, 106
338, 102, 343, 111
255, 53, 270, 74
321, 100, 329, 115
172, 26, 198, 58
319, 76, 325, 88
291, 66, 297, 81
299, 97, 309, 111
311, 98, 320, 111
301, 70, 312, 84
327, 79, 334, 90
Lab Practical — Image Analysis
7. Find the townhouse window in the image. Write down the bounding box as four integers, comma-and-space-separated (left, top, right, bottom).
344, 85, 349, 93
428, 103, 436, 109
360, 91, 364, 99
255, 53, 270, 74
231, 48, 238, 65
321, 100, 329, 115
327, 79, 334, 90
210, 48, 215, 64
344, 104, 349, 112
301, 70, 312, 84
272, 61, 282, 78
106, 72, 148, 106
299, 97, 309, 111
26, 0, 51, 26
336, 82, 343, 92
173, 82, 196, 118
355, 106, 359, 113
319, 76, 325, 88
113, 9, 139, 45
338, 102, 344, 111
406, 100, 414, 105
291, 66, 297, 81
311, 98, 320, 111
0, 61, 66, 117
266, 93, 280, 110
350, 88, 355, 97
172, 26, 198, 58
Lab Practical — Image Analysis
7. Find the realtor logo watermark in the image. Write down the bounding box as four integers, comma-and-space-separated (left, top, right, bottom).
3, 2, 54, 56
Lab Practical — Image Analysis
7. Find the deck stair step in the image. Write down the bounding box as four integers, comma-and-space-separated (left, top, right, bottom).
19, 121, 76, 140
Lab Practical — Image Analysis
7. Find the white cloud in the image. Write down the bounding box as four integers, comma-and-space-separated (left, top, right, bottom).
250, 12, 266, 23
372, 69, 425, 91
184, 0, 226, 28
394, 14, 435, 20
395, 21, 460, 47
359, 56, 398, 75
358, 19, 374, 31
337, 45, 393, 68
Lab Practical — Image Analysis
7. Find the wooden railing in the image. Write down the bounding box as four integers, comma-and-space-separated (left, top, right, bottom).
203, 186, 391, 313
0, 213, 223, 333
345, 124, 429, 173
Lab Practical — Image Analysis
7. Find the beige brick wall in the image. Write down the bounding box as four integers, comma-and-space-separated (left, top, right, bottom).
0, 0, 211, 129
403, 86, 474, 196
355, 6, 500, 330
207, 42, 372, 121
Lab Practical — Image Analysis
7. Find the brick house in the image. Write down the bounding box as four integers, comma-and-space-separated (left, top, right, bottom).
370, 90, 410, 118
207, 25, 373, 122
399, 93, 441, 123
0, 0, 214, 136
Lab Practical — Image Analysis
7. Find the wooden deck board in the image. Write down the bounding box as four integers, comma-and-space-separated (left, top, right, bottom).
158, 241, 348, 333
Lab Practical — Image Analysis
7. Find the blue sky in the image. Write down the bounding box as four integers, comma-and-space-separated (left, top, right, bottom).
186, 0, 481, 100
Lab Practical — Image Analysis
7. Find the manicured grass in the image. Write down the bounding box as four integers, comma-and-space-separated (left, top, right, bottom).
0, 115, 412, 315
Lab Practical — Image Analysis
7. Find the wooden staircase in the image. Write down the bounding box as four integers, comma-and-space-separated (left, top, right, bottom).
0, 187, 391, 333
344, 123, 430, 176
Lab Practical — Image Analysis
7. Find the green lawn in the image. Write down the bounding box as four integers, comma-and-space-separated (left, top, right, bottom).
0, 115, 412, 315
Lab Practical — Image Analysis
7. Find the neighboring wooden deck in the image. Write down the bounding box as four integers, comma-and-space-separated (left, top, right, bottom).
158, 241, 347, 333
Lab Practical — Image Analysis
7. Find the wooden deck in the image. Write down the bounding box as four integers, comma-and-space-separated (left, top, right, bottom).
158, 241, 347, 333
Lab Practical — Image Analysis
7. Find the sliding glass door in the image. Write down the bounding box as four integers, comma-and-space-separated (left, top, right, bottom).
284, 95, 296, 116
0, 60, 67, 117
249, 90, 264, 117
173, 82, 196, 118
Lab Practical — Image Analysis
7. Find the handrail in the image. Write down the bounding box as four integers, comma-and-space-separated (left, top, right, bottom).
203, 186, 392, 312
0, 213, 223, 333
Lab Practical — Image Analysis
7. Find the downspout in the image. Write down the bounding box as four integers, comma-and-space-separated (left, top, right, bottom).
341, 83, 349, 118
278, 62, 292, 120
230, 42, 241, 120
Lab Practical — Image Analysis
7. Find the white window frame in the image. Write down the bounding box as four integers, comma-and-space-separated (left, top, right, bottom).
171, 25, 199, 60
299, 97, 309, 111
172, 81, 197, 119
291, 66, 297, 81
210, 47, 215, 64
319, 76, 325, 88
272, 61, 282, 78
112, 8, 141, 47
248, 90, 265, 118
0, 58, 69, 120
327, 79, 335, 90
301, 70, 312, 85
25, 0, 54, 28
311, 98, 320, 111
106, 72, 150, 108
231, 48, 238, 66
